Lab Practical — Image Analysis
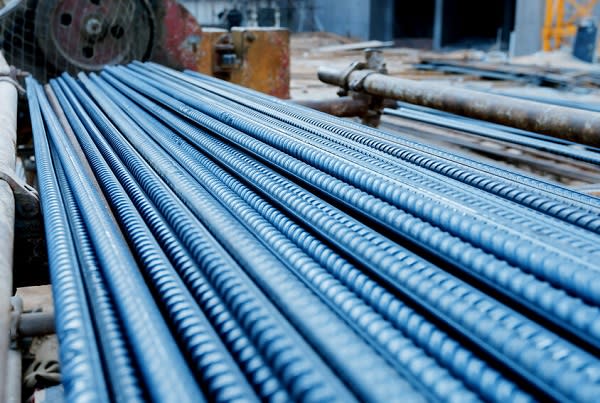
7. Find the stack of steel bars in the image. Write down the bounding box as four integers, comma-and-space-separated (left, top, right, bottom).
385, 101, 600, 166
27, 62, 600, 403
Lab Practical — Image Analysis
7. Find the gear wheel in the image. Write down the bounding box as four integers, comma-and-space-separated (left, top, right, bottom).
34, 0, 155, 75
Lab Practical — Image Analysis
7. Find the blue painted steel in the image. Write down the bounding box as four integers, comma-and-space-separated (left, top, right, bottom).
181, 66, 600, 215
31, 62, 600, 403
58, 74, 358, 403
102, 66, 600, 402
124, 66, 600, 311
26, 77, 110, 403
93, 73, 488, 402
74, 72, 426, 403
386, 106, 600, 165
137, 66, 600, 259
100, 70, 600, 358
31, 80, 204, 403
49, 80, 257, 403
105, 67, 600, 353
53, 154, 146, 403
98, 71, 533, 403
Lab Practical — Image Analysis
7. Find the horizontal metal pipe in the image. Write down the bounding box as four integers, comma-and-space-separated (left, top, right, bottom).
318, 66, 600, 146
17, 312, 55, 337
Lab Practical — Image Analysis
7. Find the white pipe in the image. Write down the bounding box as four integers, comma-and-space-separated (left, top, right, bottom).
5, 349, 20, 403
0, 50, 18, 403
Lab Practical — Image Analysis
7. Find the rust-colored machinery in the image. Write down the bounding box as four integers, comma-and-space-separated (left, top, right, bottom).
0, 0, 290, 97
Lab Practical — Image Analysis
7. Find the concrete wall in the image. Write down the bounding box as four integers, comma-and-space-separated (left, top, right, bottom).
512, 0, 545, 56
314, 0, 372, 39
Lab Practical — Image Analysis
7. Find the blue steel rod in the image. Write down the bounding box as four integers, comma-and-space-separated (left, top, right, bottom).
98, 71, 533, 403
157, 65, 600, 234
52, 149, 146, 403
179, 65, 600, 212
58, 73, 356, 403
75, 72, 427, 403
385, 106, 600, 165
48, 80, 257, 403
31, 80, 204, 403
94, 73, 483, 403
26, 77, 110, 403
99, 71, 600, 360
52, 77, 291, 402
124, 66, 600, 304
101, 68, 600, 402
137, 66, 600, 254
177, 66, 600, 230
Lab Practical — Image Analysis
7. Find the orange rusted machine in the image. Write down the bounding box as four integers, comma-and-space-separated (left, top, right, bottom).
121, 1, 290, 98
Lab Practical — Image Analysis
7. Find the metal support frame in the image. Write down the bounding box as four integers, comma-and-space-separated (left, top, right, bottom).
0, 51, 18, 403
318, 52, 600, 146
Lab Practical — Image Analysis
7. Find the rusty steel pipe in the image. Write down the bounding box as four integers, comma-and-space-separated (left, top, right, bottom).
318, 66, 600, 146
294, 97, 370, 117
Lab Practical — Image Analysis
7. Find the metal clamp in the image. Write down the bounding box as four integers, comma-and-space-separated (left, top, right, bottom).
9, 297, 23, 345
336, 61, 366, 96
0, 169, 39, 217
348, 69, 378, 92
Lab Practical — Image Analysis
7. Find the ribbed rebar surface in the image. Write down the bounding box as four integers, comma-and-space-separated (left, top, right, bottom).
27, 62, 600, 403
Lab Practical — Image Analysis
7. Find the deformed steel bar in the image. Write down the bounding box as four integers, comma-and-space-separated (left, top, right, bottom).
30, 80, 204, 403
95, 72, 492, 402
99, 71, 536, 403
379, 118, 600, 184
27, 62, 600, 403
120, 65, 600, 307
57, 74, 358, 403
140, 65, 600, 254
386, 104, 600, 165
26, 77, 110, 402
105, 64, 600, 401
317, 65, 600, 146
76, 72, 426, 403
182, 67, 600, 226
49, 79, 261, 403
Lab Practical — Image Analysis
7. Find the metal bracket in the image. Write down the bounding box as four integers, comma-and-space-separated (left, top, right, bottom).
0, 66, 26, 96
0, 170, 39, 218
9, 297, 22, 345
336, 61, 366, 96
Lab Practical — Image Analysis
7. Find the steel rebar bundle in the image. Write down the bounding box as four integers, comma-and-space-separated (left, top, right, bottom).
27, 63, 600, 403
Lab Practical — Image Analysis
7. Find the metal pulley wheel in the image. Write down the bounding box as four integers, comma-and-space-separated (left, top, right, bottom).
34, 0, 155, 74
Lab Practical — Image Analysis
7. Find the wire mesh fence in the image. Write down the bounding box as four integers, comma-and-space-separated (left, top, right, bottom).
0, 0, 154, 82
